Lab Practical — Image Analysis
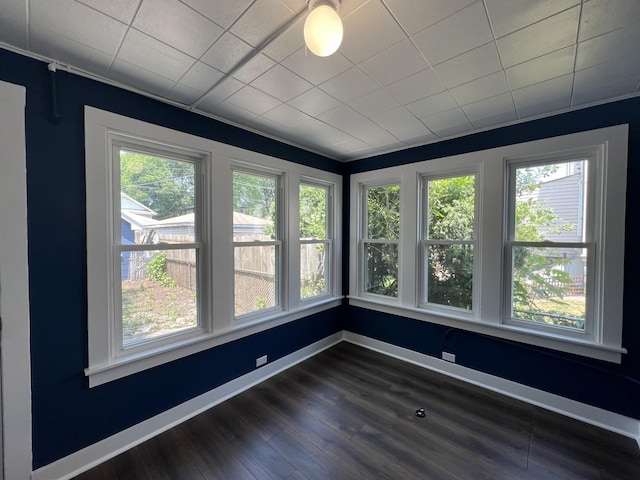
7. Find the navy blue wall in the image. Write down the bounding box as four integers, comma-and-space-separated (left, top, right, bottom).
0, 49, 344, 468
344, 96, 640, 421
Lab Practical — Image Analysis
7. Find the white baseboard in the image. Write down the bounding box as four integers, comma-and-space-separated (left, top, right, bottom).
32, 332, 343, 480
343, 332, 640, 444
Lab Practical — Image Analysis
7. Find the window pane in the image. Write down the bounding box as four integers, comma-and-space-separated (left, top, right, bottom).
120, 150, 196, 244
300, 184, 327, 239
511, 246, 586, 331
367, 185, 400, 240
301, 243, 328, 299
428, 175, 474, 240
233, 172, 277, 241
234, 245, 277, 316
514, 160, 587, 242
426, 244, 473, 309
121, 249, 198, 347
365, 242, 398, 297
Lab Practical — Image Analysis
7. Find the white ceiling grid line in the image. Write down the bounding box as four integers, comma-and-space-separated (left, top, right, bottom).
1, 0, 639, 161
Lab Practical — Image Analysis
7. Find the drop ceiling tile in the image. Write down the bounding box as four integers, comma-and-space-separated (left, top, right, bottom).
358, 39, 427, 87
422, 107, 473, 137
318, 105, 397, 146
407, 91, 458, 118
450, 71, 509, 105
108, 57, 175, 96
293, 117, 353, 146
318, 67, 379, 103
331, 138, 370, 156
261, 20, 304, 62
115, 29, 195, 82
384, 0, 476, 35
339, 0, 406, 64
195, 77, 245, 109
386, 69, 446, 105
179, 61, 225, 93
29, 29, 114, 75
30, 0, 127, 55
348, 89, 401, 117
572, 55, 640, 105
282, 49, 353, 85
336, 0, 370, 19
505, 45, 576, 90
233, 54, 277, 84
579, 0, 640, 41
167, 83, 203, 104
512, 73, 573, 118
209, 100, 258, 125
78, 0, 140, 24
372, 107, 431, 142
225, 85, 282, 115
576, 22, 640, 71
251, 65, 312, 102
132, 0, 223, 58
262, 103, 311, 127
278, 0, 307, 12
288, 88, 342, 116
180, 0, 254, 29
230, 0, 297, 47
412, 2, 493, 66
572, 77, 639, 106
462, 92, 517, 127
0, 0, 29, 49
485, 0, 580, 38
201, 32, 253, 74
497, 6, 580, 68
434, 42, 502, 88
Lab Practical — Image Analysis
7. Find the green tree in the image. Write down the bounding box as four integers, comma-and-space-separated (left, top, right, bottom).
120, 151, 195, 219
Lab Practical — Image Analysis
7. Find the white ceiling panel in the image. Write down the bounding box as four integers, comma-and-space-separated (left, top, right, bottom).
251, 64, 313, 102
450, 71, 509, 105
133, 0, 223, 58
485, 0, 580, 38
384, 0, 476, 36
0, 0, 28, 50
358, 39, 427, 87
412, 1, 493, 66
505, 46, 576, 90
497, 6, 580, 68
115, 29, 195, 82
385, 68, 446, 105
339, 0, 406, 64
200, 32, 253, 73
1, 0, 638, 161
318, 67, 379, 103
434, 42, 502, 88
180, 0, 254, 29
282, 49, 353, 86
579, 0, 640, 41
229, 0, 299, 47
513, 74, 573, 118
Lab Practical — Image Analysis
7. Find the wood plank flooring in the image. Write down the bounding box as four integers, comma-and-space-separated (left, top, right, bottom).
73, 342, 640, 479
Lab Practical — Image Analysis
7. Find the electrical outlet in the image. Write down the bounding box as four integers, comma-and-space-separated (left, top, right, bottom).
442, 351, 456, 363
256, 355, 267, 367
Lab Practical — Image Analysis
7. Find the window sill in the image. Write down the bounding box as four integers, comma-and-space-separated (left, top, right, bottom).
347, 296, 626, 363
85, 297, 343, 387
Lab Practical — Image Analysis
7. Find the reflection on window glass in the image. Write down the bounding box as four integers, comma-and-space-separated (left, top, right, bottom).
365, 242, 398, 297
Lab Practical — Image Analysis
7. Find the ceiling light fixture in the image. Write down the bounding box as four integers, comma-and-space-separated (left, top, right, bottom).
304, 0, 343, 57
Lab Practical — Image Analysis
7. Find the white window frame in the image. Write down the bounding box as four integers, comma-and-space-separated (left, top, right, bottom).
349, 125, 628, 363
85, 107, 342, 386
299, 178, 334, 302
419, 169, 479, 319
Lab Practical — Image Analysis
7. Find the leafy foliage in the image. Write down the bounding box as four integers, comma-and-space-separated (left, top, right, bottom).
147, 252, 175, 287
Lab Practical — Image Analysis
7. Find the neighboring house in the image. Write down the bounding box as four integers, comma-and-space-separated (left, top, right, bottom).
518, 161, 586, 293
120, 192, 156, 280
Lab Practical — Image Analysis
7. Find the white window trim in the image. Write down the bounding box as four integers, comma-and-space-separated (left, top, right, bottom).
349, 125, 628, 363
85, 106, 342, 386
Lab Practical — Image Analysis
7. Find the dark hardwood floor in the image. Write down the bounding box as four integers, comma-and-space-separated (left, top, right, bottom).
74, 342, 640, 479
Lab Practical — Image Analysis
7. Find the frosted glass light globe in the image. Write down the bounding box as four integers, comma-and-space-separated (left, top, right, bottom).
304, 4, 343, 57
